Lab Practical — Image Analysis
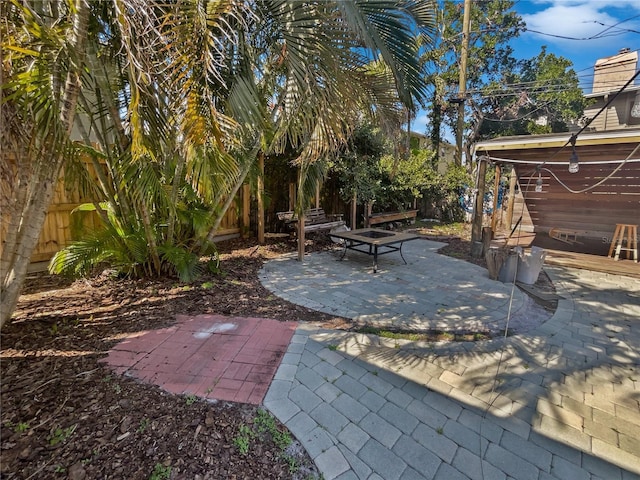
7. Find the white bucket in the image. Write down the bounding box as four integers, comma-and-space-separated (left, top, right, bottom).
516, 246, 547, 285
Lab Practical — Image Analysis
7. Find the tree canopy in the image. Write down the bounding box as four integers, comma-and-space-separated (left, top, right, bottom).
1, 0, 437, 328
421, 0, 588, 167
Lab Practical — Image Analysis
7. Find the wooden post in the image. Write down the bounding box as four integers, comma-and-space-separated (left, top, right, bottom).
471, 157, 487, 257
289, 183, 295, 211
315, 182, 320, 209
506, 169, 517, 231
297, 215, 305, 261
257, 152, 265, 244
242, 184, 250, 238
297, 168, 305, 262
490, 164, 501, 236
455, 0, 472, 166
482, 226, 492, 256
351, 191, 357, 229
364, 202, 372, 228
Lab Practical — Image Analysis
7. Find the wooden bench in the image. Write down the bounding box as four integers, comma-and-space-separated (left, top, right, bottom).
276, 208, 345, 234
367, 210, 418, 228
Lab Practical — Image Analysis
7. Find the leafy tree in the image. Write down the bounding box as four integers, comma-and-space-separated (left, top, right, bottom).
419, 163, 471, 223
478, 47, 589, 137
333, 123, 387, 207
422, 0, 524, 167
422, 0, 587, 168
332, 124, 442, 214
378, 149, 434, 210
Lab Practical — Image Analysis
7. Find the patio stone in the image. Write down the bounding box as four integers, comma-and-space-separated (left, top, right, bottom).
260, 244, 640, 479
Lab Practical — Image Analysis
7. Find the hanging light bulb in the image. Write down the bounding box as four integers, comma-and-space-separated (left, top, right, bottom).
535, 172, 543, 192
568, 149, 579, 173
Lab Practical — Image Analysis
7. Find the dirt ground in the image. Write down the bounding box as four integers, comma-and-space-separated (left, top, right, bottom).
1, 230, 520, 480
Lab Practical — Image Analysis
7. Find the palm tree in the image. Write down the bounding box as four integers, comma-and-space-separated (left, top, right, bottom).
1, 0, 436, 328
1, 0, 91, 328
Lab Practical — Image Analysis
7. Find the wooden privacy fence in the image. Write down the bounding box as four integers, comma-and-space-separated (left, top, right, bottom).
1, 159, 246, 266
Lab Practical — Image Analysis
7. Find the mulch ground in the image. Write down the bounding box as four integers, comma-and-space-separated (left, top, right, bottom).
1, 232, 492, 479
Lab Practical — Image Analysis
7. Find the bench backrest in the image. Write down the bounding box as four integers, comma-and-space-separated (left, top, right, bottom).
277, 208, 328, 224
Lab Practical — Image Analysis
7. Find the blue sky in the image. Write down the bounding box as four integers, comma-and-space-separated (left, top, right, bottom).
412, 0, 640, 135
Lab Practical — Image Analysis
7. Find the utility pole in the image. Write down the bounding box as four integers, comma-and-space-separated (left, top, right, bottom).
455, 0, 472, 166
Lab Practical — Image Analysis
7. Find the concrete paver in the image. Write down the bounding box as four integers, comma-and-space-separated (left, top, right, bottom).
261, 240, 640, 479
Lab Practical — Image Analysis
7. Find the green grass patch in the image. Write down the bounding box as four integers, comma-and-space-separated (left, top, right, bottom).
354, 326, 490, 343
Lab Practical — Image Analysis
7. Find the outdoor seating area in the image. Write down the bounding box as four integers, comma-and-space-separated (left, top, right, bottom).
5, 2, 640, 478
329, 227, 419, 273
276, 207, 345, 235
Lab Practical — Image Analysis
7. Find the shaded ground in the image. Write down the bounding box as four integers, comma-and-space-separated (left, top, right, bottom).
1, 230, 550, 479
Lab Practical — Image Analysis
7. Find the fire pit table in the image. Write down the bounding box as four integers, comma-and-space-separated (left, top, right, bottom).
329, 228, 420, 273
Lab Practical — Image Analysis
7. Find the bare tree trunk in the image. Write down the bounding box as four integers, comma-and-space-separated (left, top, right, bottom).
1, 155, 61, 328
167, 149, 185, 245
1, 0, 90, 328
138, 199, 162, 275
200, 160, 253, 255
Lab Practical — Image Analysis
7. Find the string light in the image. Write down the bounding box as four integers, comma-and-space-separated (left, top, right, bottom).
535, 168, 543, 192
569, 148, 579, 174
568, 135, 579, 174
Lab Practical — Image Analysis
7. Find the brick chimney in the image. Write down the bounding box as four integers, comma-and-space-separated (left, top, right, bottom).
592, 48, 638, 94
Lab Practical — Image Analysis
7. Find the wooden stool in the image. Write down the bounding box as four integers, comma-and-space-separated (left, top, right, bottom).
608, 224, 638, 262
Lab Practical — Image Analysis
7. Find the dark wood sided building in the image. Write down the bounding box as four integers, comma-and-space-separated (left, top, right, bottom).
473, 48, 640, 258
474, 129, 640, 256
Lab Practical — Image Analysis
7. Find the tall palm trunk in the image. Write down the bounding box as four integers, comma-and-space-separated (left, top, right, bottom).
1, 0, 90, 329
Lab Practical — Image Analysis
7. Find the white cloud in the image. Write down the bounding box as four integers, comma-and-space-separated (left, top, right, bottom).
527, 0, 640, 8
524, 5, 617, 40
521, 1, 640, 54
411, 112, 430, 135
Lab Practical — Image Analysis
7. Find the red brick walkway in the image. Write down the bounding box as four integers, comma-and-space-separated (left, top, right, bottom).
99, 314, 297, 405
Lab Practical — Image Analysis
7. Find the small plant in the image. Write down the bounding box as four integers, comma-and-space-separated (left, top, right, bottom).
436, 426, 444, 435
185, 394, 197, 405
234, 424, 255, 455
201, 281, 214, 289
327, 344, 338, 351
273, 430, 292, 451
112, 383, 122, 394
13, 422, 29, 433
49, 424, 77, 446
371, 370, 378, 376
137, 418, 150, 433
54, 465, 66, 473
282, 453, 299, 474
438, 331, 454, 341
149, 463, 171, 480
255, 409, 292, 450
234, 434, 250, 455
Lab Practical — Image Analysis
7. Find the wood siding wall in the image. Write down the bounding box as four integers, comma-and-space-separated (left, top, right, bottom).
515, 159, 640, 255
